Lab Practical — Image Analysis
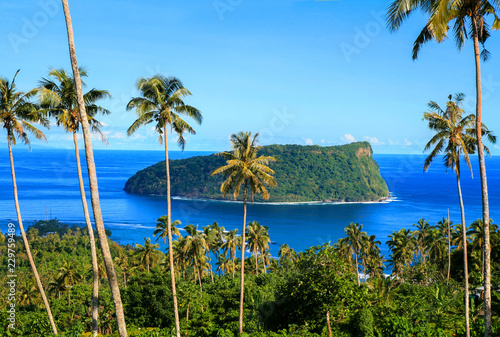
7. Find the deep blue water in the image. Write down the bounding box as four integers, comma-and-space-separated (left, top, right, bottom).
1, 147, 499, 260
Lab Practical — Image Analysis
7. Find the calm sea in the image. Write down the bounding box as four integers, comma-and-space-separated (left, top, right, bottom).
1, 147, 499, 259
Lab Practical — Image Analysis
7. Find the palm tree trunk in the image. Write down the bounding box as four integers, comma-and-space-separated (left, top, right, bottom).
326, 310, 332, 337
163, 125, 181, 337
457, 171, 470, 337
73, 131, 99, 336
355, 253, 360, 287
239, 182, 248, 334
263, 253, 267, 274
447, 209, 451, 285
254, 250, 259, 276
8, 138, 58, 335
232, 249, 235, 278
472, 17, 492, 337
61, 2, 127, 336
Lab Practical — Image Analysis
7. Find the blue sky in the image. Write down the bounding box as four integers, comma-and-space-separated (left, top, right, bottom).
1, 0, 500, 154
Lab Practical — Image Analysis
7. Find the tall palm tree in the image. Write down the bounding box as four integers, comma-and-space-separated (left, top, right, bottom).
0, 71, 57, 334
127, 75, 201, 337
387, 3, 500, 333
39, 67, 109, 335
423, 93, 495, 336
222, 229, 240, 278
211, 131, 277, 333
436, 216, 454, 283
135, 237, 163, 273
345, 222, 368, 286
61, 2, 128, 336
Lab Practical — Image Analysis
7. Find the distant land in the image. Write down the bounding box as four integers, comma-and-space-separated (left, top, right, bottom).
124, 142, 390, 203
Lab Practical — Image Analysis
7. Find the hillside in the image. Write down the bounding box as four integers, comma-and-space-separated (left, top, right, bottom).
123, 142, 390, 202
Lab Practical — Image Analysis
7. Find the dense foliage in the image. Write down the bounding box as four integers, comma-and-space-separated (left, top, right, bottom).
124, 142, 389, 203
1, 218, 499, 336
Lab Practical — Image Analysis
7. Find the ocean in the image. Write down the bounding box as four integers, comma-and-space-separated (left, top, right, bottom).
1, 147, 499, 260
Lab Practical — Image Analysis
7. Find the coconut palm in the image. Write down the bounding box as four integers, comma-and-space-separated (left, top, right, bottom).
413, 219, 431, 263
387, 228, 416, 280
211, 131, 277, 333
469, 219, 499, 281
127, 75, 201, 337
246, 221, 271, 275
361, 235, 383, 279
208, 222, 226, 277
436, 216, 454, 283
154, 216, 182, 245
222, 229, 240, 278
135, 237, 163, 273
424, 93, 495, 335
387, 3, 500, 333
182, 224, 208, 295
61, 2, 128, 335
39, 67, 109, 335
57, 260, 83, 305
0, 70, 57, 334
344, 222, 368, 286
278, 244, 298, 267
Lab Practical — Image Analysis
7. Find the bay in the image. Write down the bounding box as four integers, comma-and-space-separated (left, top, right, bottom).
1, 147, 499, 260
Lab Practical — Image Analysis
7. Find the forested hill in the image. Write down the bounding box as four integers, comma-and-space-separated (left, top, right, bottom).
124, 142, 390, 203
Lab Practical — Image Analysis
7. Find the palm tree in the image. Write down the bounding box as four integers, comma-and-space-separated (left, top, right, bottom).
413, 218, 431, 263
135, 238, 163, 273
39, 67, 109, 335
61, 2, 128, 336
57, 260, 83, 306
278, 244, 298, 267
345, 222, 368, 286
182, 224, 208, 295
222, 229, 240, 278
436, 215, 454, 283
387, 228, 416, 280
154, 216, 182, 245
361, 235, 383, 279
127, 75, 201, 337
387, 4, 500, 333
246, 221, 271, 275
423, 93, 495, 335
0, 70, 57, 334
211, 131, 277, 333
469, 219, 499, 281
208, 222, 226, 277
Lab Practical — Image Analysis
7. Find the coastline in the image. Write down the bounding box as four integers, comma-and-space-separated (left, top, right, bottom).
166, 195, 395, 206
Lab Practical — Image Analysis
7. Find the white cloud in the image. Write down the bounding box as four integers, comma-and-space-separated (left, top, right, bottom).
320, 139, 325, 143
303, 137, 313, 145
363, 136, 383, 145
107, 132, 127, 139
341, 134, 356, 143
404, 139, 413, 146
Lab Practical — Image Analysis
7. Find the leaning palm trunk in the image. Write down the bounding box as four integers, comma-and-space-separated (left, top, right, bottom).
61, 2, 127, 336
163, 125, 182, 337
472, 18, 492, 336
239, 184, 248, 334
73, 131, 99, 336
8, 139, 58, 334
457, 171, 470, 337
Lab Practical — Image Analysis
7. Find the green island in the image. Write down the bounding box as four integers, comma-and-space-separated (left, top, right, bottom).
124, 142, 390, 203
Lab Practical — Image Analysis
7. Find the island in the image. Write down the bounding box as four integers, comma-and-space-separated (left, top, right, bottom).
124, 141, 390, 203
